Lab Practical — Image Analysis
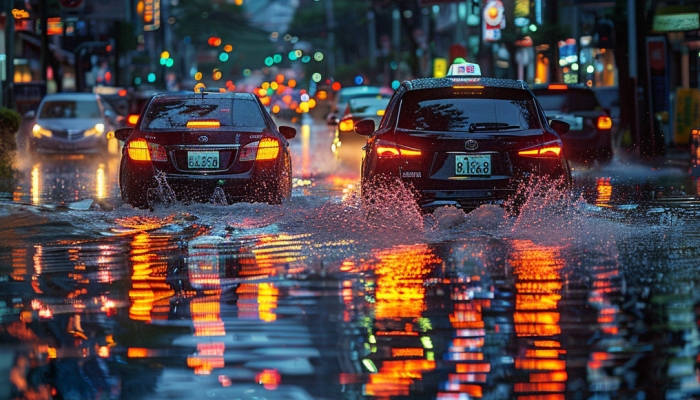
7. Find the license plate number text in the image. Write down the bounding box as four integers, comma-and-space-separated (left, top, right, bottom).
455, 154, 491, 176
188, 151, 219, 169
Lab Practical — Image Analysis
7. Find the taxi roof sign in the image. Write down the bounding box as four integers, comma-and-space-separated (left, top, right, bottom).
446, 61, 482, 77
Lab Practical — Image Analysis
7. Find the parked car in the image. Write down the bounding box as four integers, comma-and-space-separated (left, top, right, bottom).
115, 90, 296, 209
26, 92, 120, 154
531, 83, 614, 163
355, 61, 572, 213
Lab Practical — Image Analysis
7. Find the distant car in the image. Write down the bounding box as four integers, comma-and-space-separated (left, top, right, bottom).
531, 83, 614, 162
331, 95, 391, 166
125, 89, 159, 127
26, 92, 120, 154
332, 95, 390, 145
115, 90, 296, 209
327, 85, 392, 124
592, 86, 621, 134
355, 61, 572, 213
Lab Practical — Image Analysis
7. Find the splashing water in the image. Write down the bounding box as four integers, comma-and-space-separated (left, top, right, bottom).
210, 187, 228, 206
147, 170, 177, 208
359, 176, 424, 232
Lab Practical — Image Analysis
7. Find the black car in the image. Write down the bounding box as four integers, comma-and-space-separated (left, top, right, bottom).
531, 83, 614, 162
355, 61, 572, 212
115, 90, 296, 209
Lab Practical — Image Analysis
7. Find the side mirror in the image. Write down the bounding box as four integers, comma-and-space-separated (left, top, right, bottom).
279, 125, 296, 140
24, 110, 36, 119
549, 119, 570, 136
354, 119, 375, 136
114, 127, 133, 141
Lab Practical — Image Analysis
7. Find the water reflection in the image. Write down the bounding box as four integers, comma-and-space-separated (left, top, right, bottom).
13, 155, 120, 207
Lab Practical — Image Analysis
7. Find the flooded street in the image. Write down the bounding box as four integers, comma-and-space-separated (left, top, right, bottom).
1, 115, 700, 399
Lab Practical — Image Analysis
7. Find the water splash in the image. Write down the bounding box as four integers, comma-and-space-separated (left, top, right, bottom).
147, 170, 177, 209
210, 187, 228, 206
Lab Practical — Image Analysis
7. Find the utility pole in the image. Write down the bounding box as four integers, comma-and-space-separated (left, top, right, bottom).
3, 0, 15, 109
325, 0, 335, 80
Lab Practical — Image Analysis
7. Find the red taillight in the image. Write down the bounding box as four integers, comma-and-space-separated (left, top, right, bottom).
547, 84, 568, 90
518, 144, 562, 158
338, 119, 354, 132
257, 138, 280, 160
376, 140, 422, 158
597, 116, 613, 130
240, 138, 280, 161
127, 139, 167, 162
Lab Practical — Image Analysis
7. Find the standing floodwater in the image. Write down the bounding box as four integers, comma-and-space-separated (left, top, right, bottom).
1, 114, 699, 399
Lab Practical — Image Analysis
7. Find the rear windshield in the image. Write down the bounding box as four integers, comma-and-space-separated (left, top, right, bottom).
397, 88, 541, 132
141, 97, 267, 131
39, 99, 101, 119
533, 89, 600, 112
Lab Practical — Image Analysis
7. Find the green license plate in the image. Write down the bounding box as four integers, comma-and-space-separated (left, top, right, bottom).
455, 154, 491, 176
188, 151, 220, 169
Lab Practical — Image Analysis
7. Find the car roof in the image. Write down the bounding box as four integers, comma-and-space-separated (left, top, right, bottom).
402, 76, 530, 91
150, 91, 257, 101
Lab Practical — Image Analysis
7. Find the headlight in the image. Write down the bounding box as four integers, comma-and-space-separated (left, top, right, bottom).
32, 124, 52, 138
84, 123, 105, 137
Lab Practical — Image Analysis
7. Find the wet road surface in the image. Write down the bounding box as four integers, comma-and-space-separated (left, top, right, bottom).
1, 115, 700, 399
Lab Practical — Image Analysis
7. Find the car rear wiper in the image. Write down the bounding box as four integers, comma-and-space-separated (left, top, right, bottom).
468, 123, 520, 132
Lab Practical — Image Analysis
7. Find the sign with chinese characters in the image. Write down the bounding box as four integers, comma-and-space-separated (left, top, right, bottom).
482, 0, 505, 42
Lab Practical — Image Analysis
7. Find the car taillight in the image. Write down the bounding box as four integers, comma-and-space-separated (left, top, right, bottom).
338, 119, 354, 132
127, 114, 140, 126
597, 116, 612, 130
239, 138, 280, 162
376, 140, 422, 158
517, 143, 562, 158
127, 138, 167, 162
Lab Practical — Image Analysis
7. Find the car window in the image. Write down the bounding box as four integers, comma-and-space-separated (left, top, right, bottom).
39, 99, 101, 119
141, 97, 267, 131
397, 89, 541, 132
534, 90, 600, 112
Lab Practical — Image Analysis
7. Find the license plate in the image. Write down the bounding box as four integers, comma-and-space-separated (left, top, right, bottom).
188, 151, 220, 169
455, 154, 491, 176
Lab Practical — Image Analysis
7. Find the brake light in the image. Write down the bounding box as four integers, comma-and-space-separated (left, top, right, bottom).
376, 140, 422, 158
547, 84, 568, 90
597, 116, 613, 130
127, 138, 167, 162
257, 138, 280, 160
127, 114, 140, 126
339, 119, 354, 132
518, 144, 562, 158
240, 138, 280, 161
187, 119, 221, 128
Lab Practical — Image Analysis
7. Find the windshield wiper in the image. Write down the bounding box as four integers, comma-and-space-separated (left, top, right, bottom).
468, 122, 520, 132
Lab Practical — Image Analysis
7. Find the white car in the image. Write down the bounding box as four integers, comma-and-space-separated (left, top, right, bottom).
26, 92, 121, 154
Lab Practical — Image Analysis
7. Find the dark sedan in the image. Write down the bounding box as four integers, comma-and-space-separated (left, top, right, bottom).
115, 90, 296, 209
531, 83, 614, 163
355, 61, 572, 213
